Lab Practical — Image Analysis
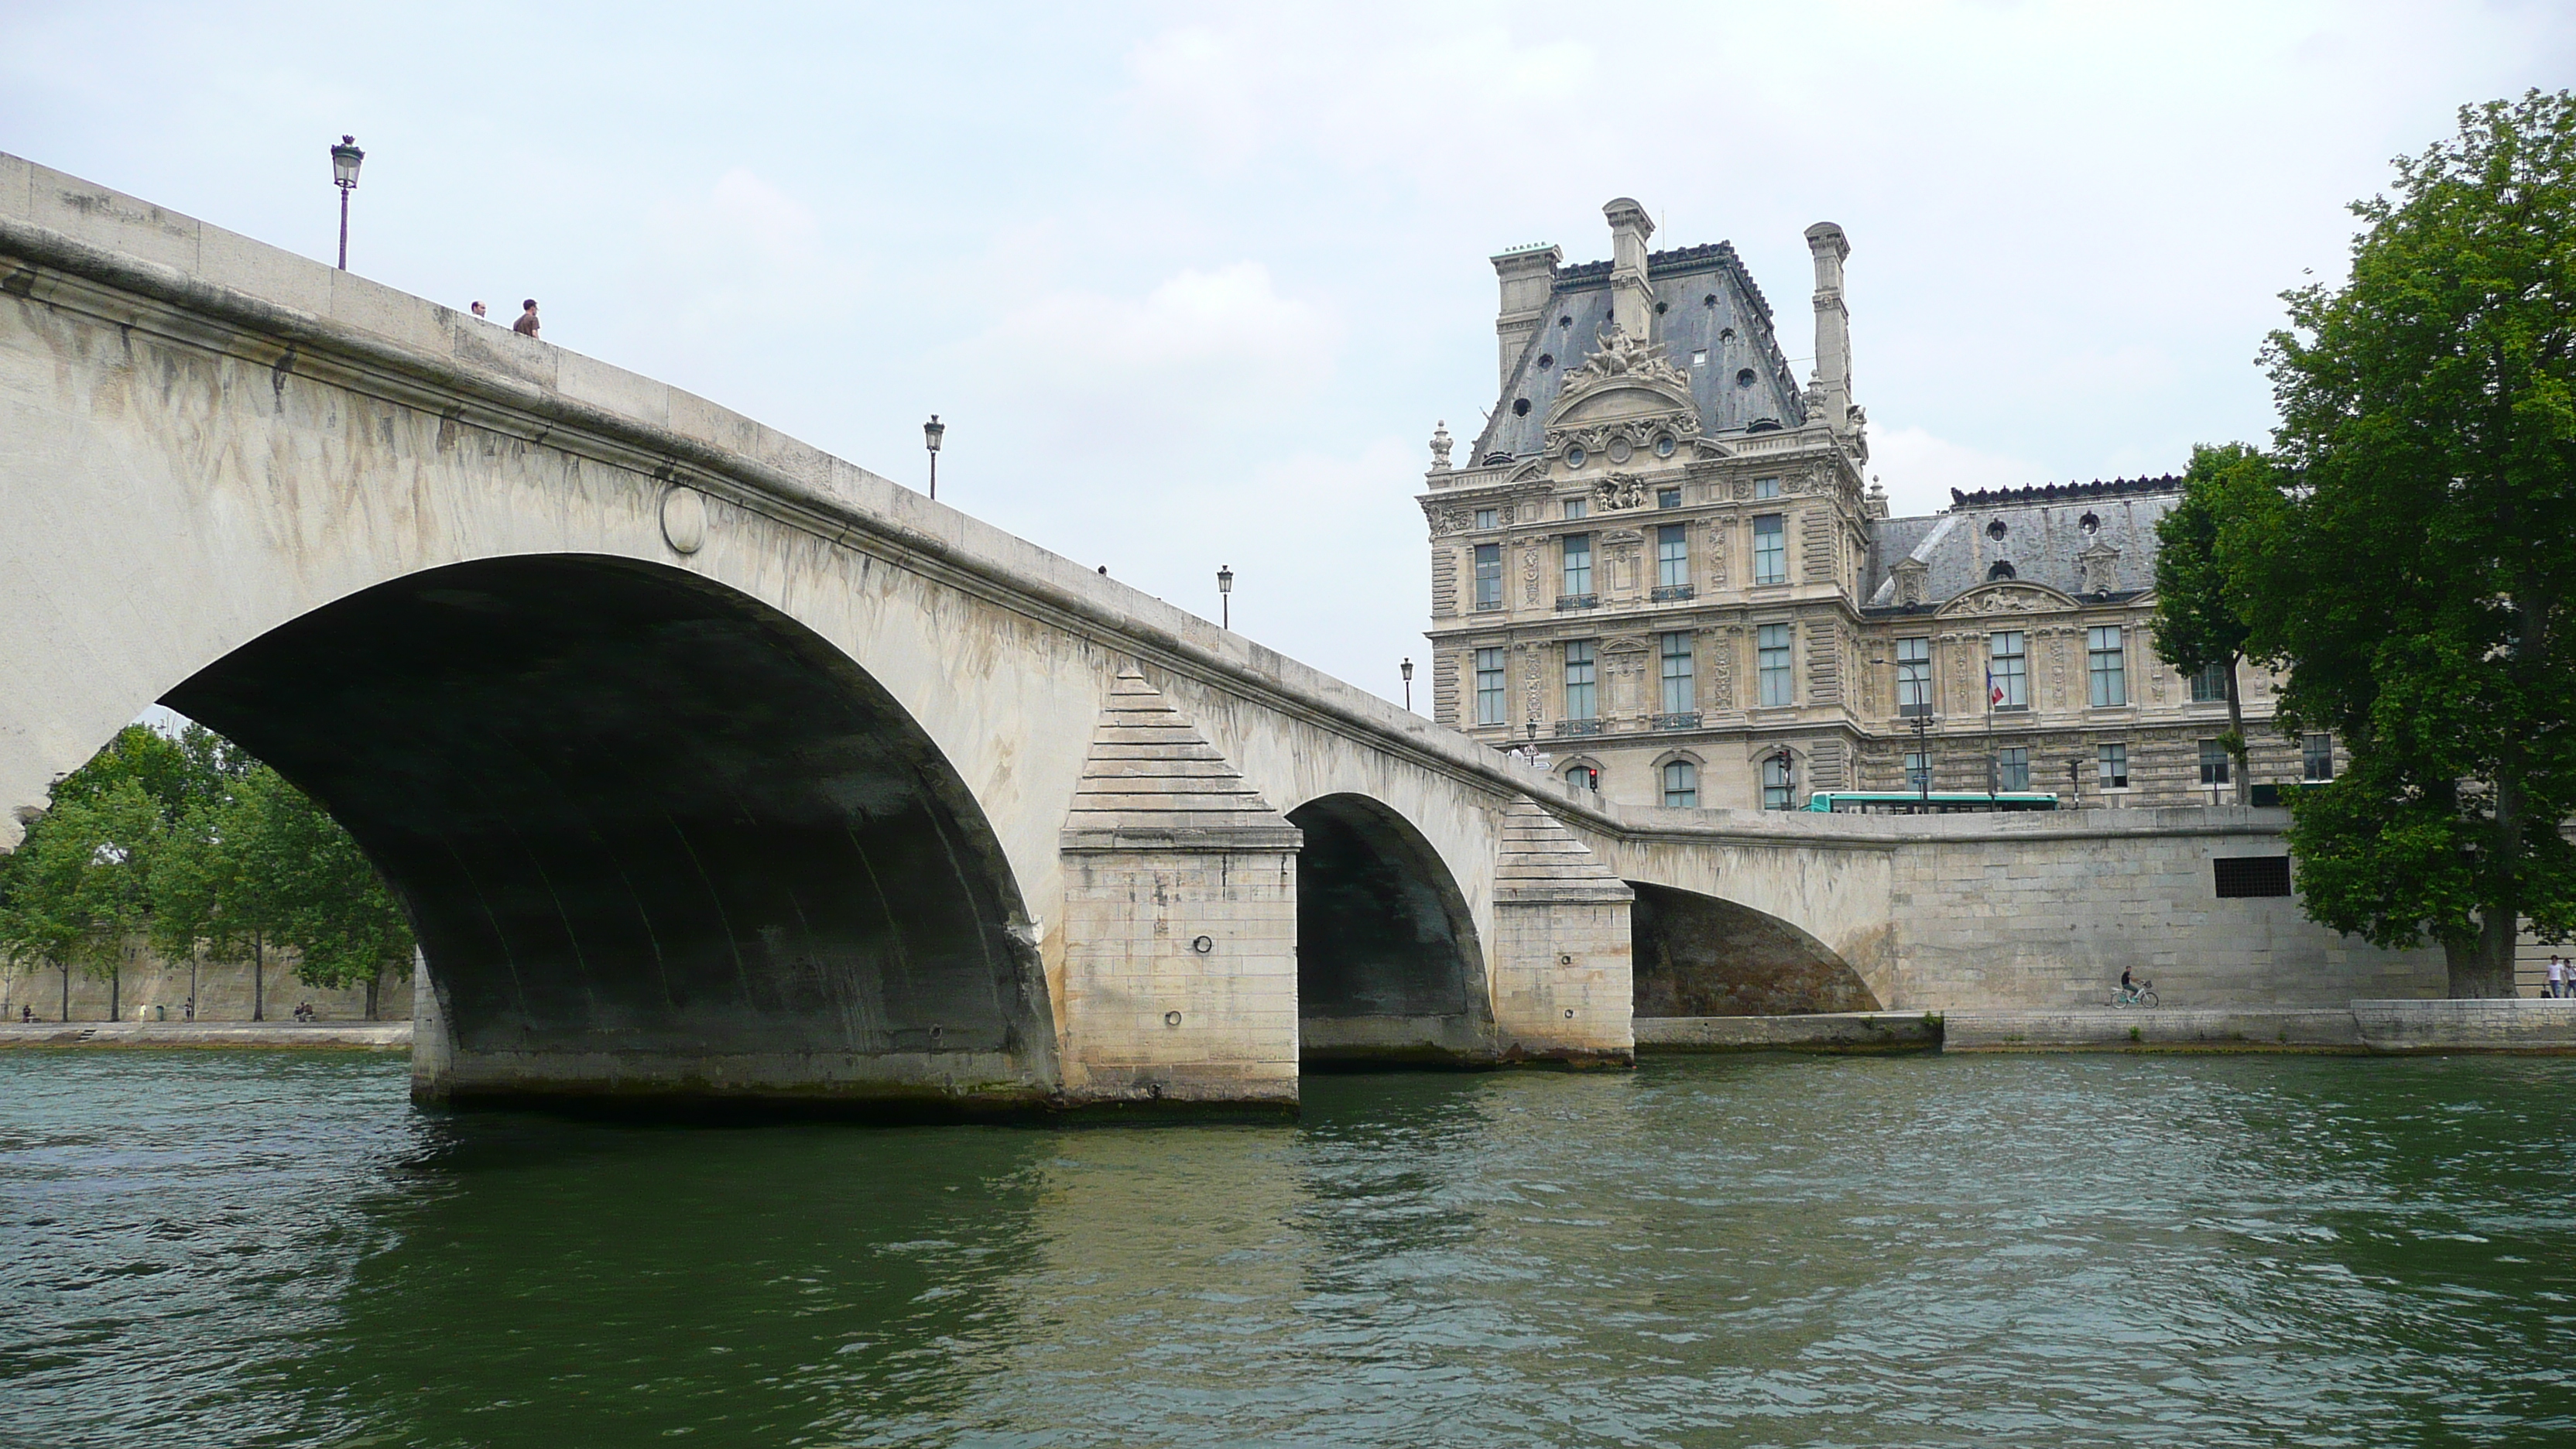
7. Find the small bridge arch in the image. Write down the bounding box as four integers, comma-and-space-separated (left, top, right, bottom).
1626, 881, 1881, 1018
1283, 792, 1494, 1066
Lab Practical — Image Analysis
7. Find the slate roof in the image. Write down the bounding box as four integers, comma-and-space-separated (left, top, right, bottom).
1470, 244, 1807, 466
1862, 475, 2184, 610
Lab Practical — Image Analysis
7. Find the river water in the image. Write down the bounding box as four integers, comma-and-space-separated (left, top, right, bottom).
2, 1050, 2572, 1447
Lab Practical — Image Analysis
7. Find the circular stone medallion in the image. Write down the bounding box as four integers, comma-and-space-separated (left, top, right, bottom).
661, 485, 707, 554
1607, 438, 1634, 464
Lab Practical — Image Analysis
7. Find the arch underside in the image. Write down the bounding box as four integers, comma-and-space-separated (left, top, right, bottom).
1628, 881, 1880, 1017
163, 555, 1055, 1108
1288, 795, 1494, 1067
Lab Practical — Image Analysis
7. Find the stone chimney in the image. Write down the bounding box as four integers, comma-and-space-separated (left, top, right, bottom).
1804, 221, 1854, 435
1603, 197, 1656, 341
1490, 244, 1563, 389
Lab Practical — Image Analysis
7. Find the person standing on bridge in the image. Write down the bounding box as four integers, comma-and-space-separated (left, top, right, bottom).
514, 299, 540, 339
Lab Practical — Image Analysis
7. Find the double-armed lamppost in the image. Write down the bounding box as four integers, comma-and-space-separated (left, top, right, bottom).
1401, 658, 1414, 711
1216, 565, 1234, 629
923, 415, 945, 501
329, 135, 365, 270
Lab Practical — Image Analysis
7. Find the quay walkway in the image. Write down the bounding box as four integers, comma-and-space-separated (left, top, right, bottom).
1640, 1000, 2576, 1054
0, 1021, 413, 1050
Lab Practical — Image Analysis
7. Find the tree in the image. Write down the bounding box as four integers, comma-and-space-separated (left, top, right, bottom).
2150, 444, 2270, 804
0, 783, 162, 1019
239, 769, 413, 1019
2230, 90, 2576, 996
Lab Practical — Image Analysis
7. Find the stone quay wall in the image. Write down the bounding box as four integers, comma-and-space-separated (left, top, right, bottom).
1, 945, 411, 1023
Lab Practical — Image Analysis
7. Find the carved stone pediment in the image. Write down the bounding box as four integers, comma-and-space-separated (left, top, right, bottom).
1548, 324, 1697, 433
1892, 557, 1929, 608
1936, 581, 2081, 618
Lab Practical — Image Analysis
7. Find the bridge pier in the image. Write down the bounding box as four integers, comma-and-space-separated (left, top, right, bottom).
1490, 802, 1636, 1065
1053, 669, 1303, 1110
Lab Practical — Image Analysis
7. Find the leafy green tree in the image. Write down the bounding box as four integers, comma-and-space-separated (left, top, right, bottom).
238, 768, 413, 1019
2150, 444, 2270, 804
0, 783, 162, 1019
2230, 90, 2576, 995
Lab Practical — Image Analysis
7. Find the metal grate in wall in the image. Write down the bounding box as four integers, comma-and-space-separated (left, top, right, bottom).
2213, 856, 2293, 898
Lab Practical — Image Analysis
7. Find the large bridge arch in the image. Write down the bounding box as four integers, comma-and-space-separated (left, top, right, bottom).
1282, 792, 1495, 1066
163, 553, 1057, 1106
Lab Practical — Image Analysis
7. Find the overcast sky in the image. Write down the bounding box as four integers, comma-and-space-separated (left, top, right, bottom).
9, 1, 2571, 706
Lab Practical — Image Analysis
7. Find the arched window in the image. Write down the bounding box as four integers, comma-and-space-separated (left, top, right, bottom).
1987, 560, 2017, 581
1662, 759, 1698, 808
1761, 753, 1797, 810
1567, 763, 1600, 792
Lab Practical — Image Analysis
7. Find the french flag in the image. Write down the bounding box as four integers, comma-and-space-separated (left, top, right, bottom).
1988, 669, 2003, 707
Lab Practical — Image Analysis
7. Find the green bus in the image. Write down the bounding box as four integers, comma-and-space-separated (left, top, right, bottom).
1806, 790, 2060, 815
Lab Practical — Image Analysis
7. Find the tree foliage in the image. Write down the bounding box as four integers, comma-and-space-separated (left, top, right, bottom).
2227, 90, 2576, 995
1, 721, 413, 1016
2150, 444, 2272, 802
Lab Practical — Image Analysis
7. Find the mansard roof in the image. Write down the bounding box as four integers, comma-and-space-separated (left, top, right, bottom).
1864, 474, 2184, 611
1469, 243, 1807, 466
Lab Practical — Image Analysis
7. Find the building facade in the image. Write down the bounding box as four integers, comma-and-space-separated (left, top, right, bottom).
1420, 200, 2333, 814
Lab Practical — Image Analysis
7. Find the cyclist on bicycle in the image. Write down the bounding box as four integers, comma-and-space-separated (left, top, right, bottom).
2117, 968, 2140, 1005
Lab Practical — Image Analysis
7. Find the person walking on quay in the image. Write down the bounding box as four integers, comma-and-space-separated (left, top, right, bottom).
513, 299, 540, 338
2550, 954, 2568, 999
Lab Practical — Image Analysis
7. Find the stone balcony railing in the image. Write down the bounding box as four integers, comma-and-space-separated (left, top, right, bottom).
1649, 584, 1695, 602
1652, 711, 1702, 731
1554, 594, 1598, 611
1554, 718, 1603, 737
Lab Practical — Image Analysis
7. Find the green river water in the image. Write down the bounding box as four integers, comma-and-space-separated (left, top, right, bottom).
2, 1049, 2572, 1447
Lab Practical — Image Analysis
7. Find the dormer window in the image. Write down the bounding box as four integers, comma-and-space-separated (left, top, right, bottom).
1988, 560, 2017, 581
1987, 519, 2008, 540
1690, 350, 1708, 367
1537, 352, 1555, 369
2080, 512, 2100, 534
1735, 368, 1756, 388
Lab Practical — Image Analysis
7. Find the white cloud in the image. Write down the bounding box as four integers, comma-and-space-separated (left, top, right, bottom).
1868, 426, 2050, 519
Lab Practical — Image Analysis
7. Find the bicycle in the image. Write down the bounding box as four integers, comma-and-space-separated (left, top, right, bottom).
2112, 980, 2160, 1009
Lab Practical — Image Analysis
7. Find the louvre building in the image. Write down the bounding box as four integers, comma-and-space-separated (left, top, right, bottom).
1419, 200, 2334, 813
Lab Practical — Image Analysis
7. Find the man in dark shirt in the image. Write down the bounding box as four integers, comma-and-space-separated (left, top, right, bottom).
514, 299, 540, 338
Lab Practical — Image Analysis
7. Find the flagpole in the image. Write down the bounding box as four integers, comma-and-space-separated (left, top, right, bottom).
1985, 661, 1997, 803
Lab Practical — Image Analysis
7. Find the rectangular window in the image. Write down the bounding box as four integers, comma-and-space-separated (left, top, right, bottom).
1989, 631, 2027, 709
1995, 746, 2030, 792
1896, 636, 1932, 716
1656, 487, 1681, 509
1660, 632, 1694, 714
2190, 661, 2229, 703
1561, 534, 1592, 596
1662, 759, 1698, 809
1475, 647, 1506, 726
1752, 514, 1786, 584
1762, 753, 1795, 810
1473, 543, 1502, 610
2214, 856, 2293, 898
1754, 478, 1782, 499
1903, 750, 1930, 790
1656, 524, 1688, 589
1474, 507, 1497, 530
1564, 498, 1588, 520
1758, 622, 1793, 707
2087, 625, 2127, 707
1564, 641, 1598, 721
2303, 733, 2334, 782
2199, 739, 2232, 786
2098, 743, 2129, 789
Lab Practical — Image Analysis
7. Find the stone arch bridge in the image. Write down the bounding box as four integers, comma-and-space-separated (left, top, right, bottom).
2, 158, 2408, 1112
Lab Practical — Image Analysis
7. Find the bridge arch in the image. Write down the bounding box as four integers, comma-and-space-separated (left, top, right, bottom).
162, 553, 1057, 1107
1627, 880, 1880, 1017
1281, 793, 1493, 1066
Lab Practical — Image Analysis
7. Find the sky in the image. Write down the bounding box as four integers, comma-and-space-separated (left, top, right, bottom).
7, 1, 2572, 707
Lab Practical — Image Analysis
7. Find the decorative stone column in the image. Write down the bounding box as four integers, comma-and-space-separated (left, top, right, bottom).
1057, 666, 1303, 1110
1491, 799, 1634, 1064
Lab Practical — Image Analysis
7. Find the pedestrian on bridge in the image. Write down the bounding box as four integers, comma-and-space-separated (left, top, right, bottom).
514, 299, 540, 338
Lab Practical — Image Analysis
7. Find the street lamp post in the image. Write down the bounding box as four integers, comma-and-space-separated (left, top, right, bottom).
923, 415, 945, 501
1400, 657, 1413, 711
1216, 565, 1233, 629
1912, 707, 1937, 810
329, 135, 365, 270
